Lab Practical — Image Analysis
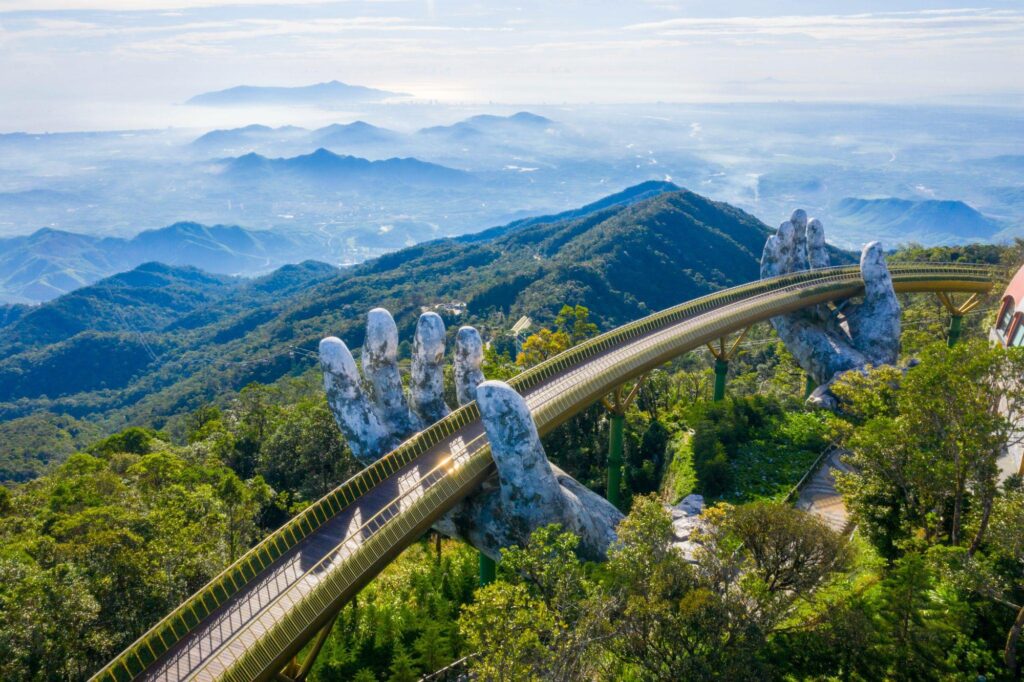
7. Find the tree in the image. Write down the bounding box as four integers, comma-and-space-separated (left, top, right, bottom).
386, 649, 419, 682
833, 341, 1024, 556
516, 304, 598, 368
984, 488, 1024, 673
876, 552, 957, 680
217, 472, 271, 561
554, 304, 599, 345
413, 621, 452, 674
516, 328, 571, 368
260, 399, 356, 499
717, 501, 851, 626
459, 525, 605, 681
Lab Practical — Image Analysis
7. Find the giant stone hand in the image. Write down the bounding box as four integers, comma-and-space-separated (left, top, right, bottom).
761, 210, 901, 405
319, 309, 623, 561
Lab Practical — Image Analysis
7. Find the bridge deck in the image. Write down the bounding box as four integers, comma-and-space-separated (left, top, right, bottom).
91, 262, 998, 682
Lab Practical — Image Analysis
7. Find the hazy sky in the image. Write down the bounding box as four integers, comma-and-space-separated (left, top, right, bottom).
1, 1, 1022, 131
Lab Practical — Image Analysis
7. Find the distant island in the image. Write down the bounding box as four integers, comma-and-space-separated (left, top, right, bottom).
186, 80, 409, 107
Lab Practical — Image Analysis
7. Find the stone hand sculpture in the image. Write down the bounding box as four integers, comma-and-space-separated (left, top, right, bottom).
761, 210, 901, 406
319, 309, 623, 561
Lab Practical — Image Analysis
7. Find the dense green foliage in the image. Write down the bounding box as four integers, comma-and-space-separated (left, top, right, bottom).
0, 187, 771, 477
0, 382, 360, 679
309, 539, 477, 680
458, 497, 852, 681
0, 197, 1020, 680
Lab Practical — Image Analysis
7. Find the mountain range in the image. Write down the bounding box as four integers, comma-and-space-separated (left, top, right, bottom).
186, 80, 406, 106
0, 223, 336, 304
219, 148, 471, 186
833, 197, 1003, 245
0, 183, 776, 480
189, 112, 558, 156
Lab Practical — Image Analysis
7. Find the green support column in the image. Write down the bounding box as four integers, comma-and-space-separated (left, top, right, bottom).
947, 314, 963, 347
804, 374, 816, 399
607, 412, 624, 508
479, 553, 496, 586
938, 292, 978, 348
713, 358, 729, 402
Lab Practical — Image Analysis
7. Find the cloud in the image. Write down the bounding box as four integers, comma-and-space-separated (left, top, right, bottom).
0, 0, 364, 10
624, 8, 1024, 45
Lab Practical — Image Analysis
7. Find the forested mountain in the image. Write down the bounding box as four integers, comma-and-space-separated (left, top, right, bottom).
834, 196, 1003, 244
0, 184, 771, 478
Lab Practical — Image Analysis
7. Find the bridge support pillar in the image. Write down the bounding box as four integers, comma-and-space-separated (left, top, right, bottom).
607, 413, 624, 508
948, 314, 963, 347
277, 612, 338, 682
713, 359, 729, 402
479, 553, 496, 586
601, 375, 648, 509
936, 292, 980, 347
706, 328, 749, 403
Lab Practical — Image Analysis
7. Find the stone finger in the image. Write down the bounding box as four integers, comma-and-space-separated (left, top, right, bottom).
454, 326, 485, 406
410, 312, 450, 424
362, 308, 418, 434
319, 336, 395, 463
476, 381, 564, 524
847, 241, 901, 367
806, 217, 829, 269
789, 209, 809, 271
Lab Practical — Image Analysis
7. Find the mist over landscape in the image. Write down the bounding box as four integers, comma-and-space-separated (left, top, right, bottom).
3, 3, 1024, 681
1, 91, 1021, 303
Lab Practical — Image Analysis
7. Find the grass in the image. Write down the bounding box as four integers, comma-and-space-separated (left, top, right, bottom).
661, 430, 697, 505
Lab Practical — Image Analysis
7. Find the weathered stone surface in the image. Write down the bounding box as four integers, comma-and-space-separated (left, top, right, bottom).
669, 494, 705, 562
362, 308, 418, 434
454, 326, 485, 406
761, 211, 901, 396
847, 242, 901, 367
477, 381, 622, 560
320, 309, 623, 561
410, 312, 450, 425
319, 336, 396, 463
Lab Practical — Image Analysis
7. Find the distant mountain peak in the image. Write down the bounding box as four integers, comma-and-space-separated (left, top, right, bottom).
509, 111, 552, 124
186, 80, 408, 107
218, 148, 469, 185
834, 196, 1002, 244
419, 111, 557, 137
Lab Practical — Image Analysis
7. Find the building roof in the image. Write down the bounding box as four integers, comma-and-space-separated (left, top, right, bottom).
1004, 264, 1024, 310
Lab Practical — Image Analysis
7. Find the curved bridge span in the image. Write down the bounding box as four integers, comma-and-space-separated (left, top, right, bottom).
92, 263, 997, 682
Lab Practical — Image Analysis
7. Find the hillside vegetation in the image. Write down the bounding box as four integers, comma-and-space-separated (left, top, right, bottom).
0, 184, 773, 478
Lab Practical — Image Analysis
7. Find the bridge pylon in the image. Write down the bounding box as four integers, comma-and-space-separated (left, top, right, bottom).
705, 327, 750, 402
601, 375, 647, 508
936, 292, 982, 347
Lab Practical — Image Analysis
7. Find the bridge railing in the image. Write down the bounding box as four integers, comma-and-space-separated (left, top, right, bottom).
510, 262, 998, 397
91, 400, 484, 681
90, 261, 998, 681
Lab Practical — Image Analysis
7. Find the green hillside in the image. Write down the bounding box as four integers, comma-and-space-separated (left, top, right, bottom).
0, 185, 773, 478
